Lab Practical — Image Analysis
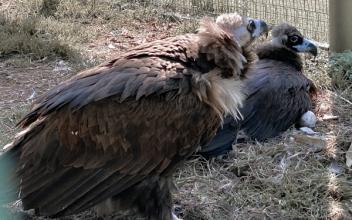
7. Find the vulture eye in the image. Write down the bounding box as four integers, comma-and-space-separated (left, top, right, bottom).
247, 20, 256, 33
289, 35, 299, 43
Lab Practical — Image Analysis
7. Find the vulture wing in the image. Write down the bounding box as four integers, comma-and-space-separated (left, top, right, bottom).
240, 60, 313, 140
197, 116, 239, 158
4, 35, 224, 217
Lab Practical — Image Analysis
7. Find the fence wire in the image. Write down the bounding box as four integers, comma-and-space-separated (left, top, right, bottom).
142, 0, 329, 43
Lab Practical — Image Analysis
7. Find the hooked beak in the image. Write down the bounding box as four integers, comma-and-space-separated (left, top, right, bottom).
252, 19, 269, 38
293, 38, 318, 56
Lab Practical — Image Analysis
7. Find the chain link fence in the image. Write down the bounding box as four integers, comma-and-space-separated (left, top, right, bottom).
141, 0, 329, 43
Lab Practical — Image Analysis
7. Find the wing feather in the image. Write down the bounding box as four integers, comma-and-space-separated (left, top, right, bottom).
240, 60, 313, 140
13, 60, 219, 217
2, 21, 245, 217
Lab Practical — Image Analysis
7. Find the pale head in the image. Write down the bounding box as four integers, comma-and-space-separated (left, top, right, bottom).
216, 13, 269, 47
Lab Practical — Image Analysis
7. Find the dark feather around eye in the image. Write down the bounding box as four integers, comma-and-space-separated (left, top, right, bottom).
289, 35, 299, 43
247, 20, 256, 33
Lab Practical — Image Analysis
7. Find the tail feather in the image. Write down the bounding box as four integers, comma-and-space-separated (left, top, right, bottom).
0, 119, 44, 205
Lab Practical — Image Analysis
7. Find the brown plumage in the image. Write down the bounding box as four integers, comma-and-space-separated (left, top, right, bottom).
200, 23, 318, 158
0, 14, 268, 219
238, 23, 318, 140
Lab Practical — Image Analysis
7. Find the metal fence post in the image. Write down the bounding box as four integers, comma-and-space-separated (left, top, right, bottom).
329, 0, 352, 53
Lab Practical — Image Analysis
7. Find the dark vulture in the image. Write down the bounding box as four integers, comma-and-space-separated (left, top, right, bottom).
0, 14, 268, 219
200, 23, 318, 158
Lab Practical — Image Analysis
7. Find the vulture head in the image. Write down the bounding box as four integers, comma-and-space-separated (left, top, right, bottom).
196, 14, 268, 119
271, 23, 318, 56
216, 13, 269, 47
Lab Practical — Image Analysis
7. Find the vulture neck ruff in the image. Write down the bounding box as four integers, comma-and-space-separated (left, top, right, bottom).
191, 71, 245, 121
256, 44, 303, 71
194, 18, 253, 121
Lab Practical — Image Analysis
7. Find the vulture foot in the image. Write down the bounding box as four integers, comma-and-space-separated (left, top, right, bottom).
299, 127, 317, 135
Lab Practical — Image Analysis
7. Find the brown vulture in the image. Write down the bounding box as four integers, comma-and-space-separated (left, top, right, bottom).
200, 23, 318, 157
0, 14, 268, 219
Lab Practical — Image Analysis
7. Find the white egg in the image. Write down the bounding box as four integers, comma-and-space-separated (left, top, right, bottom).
299, 111, 317, 128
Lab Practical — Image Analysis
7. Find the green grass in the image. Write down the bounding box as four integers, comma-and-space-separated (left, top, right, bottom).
0, 15, 76, 61
329, 51, 352, 90
0, 106, 29, 147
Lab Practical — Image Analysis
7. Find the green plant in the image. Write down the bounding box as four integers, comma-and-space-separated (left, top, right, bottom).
329, 51, 352, 89
0, 16, 75, 60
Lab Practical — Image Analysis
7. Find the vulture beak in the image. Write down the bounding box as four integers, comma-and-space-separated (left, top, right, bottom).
293, 38, 318, 56
252, 19, 269, 38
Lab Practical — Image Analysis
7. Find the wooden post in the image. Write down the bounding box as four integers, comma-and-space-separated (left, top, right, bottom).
329, 0, 352, 53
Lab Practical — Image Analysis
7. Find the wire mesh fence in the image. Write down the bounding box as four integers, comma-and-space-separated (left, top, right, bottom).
141, 0, 329, 43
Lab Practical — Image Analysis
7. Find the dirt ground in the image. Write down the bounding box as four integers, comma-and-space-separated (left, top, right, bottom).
1, 1, 352, 220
